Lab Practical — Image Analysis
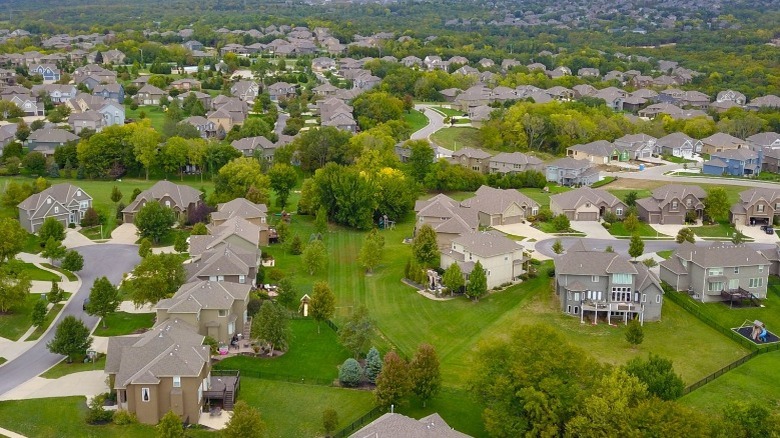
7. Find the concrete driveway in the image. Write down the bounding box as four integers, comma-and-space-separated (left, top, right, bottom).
63, 228, 95, 248
109, 223, 139, 244
569, 221, 614, 239
740, 225, 780, 244
650, 224, 702, 241
0, 370, 108, 402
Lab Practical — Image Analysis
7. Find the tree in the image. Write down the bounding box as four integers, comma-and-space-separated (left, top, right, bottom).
155, 410, 185, 438
131, 121, 162, 180
288, 234, 303, 255
268, 163, 297, 208
85, 276, 121, 328
138, 238, 153, 258
409, 343, 441, 407
48, 280, 62, 304
0, 268, 31, 312
552, 239, 565, 254
314, 206, 328, 235
358, 229, 385, 273
339, 358, 363, 387
310, 281, 336, 333
41, 236, 66, 264
375, 350, 410, 408
135, 201, 175, 244
322, 408, 339, 437
732, 230, 747, 245
441, 263, 464, 295
61, 250, 84, 272
110, 186, 123, 204
0, 218, 27, 263
704, 187, 729, 222
624, 191, 638, 207
47, 315, 92, 363
162, 136, 190, 180
406, 140, 434, 183
339, 306, 374, 358
676, 227, 695, 244
303, 239, 327, 275
552, 213, 570, 232
222, 401, 266, 438
722, 401, 780, 438
412, 224, 439, 268
15, 120, 30, 142
211, 157, 270, 204
191, 222, 208, 235
251, 301, 290, 355
31, 299, 47, 326
465, 261, 488, 301
623, 354, 684, 401
275, 277, 298, 312
605, 245, 614, 253
626, 318, 644, 348
623, 213, 640, 233
39, 217, 66, 242
125, 253, 186, 307
365, 347, 382, 384
628, 234, 644, 261
22, 152, 47, 175
81, 207, 100, 227
173, 233, 188, 253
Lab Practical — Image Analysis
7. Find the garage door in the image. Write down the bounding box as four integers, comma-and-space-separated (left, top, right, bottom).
576, 212, 598, 221
503, 215, 523, 225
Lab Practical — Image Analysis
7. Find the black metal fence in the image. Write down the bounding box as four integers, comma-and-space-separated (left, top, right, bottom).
218, 368, 335, 387
331, 406, 384, 438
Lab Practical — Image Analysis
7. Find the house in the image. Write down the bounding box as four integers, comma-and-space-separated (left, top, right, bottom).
657, 89, 710, 109
311, 57, 336, 72
105, 319, 214, 425
716, 90, 747, 105
636, 184, 706, 224
231, 136, 275, 158
189, 216, 264, 257
440, 230, 528, 289
655, 132, 700, 158
211, 198, 268, 229
613, 134, 656, 160
414, 194, 478, 249
762, 149, 780, 174
5, 94, 44, 117
185, 245, 259, 286
702, 149, 761, 177
183, 40, 204, 52
92, 83, 125, 103
545, 157, 600, 186
351, 413, 472, 438
449, 147, 491, 173
460, 186, 540, 227
122, 181, 202, 224
155, 281, 251, 345
182, 116, 218, 139
170, 79, 201, 92
17, 183, 92, 232
267, 82, 297, 102
488, 152, 543, 174
28, 64, 61, 82
660, 242, 770, 303
555, 241, 664, 323
729, 187, 780, 227
31, 84, 77, 103
748, 132, 780, 151
230, 80, 259, 101
26, 128, 79, 156
567, 140, 624, 164
68, 111, 105, 134
550, 187, 626, 221
747, 95, 780, 111
312, 83, 339, 97
135, 84, 167, 106
0, 124, 17, 150
700, 132, 747, 155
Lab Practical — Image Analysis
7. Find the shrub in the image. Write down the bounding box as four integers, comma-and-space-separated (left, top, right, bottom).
203, 336, 219, 355
552, 214, 570, 232
247, 297, 263, 317
85, 394, 114, 424
81, 207, 100, 227
112, 410, 138, 425
338, 358, 363, 387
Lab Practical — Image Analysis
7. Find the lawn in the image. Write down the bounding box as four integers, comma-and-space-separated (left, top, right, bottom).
397, 387, 487, 437
80, 225, 110, 241
657, 250, 674, 259
0, 357, 5, 365
137, 228, 190, 247
23, 233, 43, 254
214, 318, 350, 382
606, 188, 653, 203
41, 263, 78, 281
430, 127, 482, 150
92, 312, 156, 337
518, 184, 571, 208
124, 104, 167, 132
41, 355, 106, 379
432, 106, 465, 117
0, 294, 42, 341
402, 109, 428, 133
662, 155, 696, 164
691, 221, 741, 239
608, 221, 669, 238
680, 350, 780, 413
11, 262, 61, 282
26, 294, 72, 341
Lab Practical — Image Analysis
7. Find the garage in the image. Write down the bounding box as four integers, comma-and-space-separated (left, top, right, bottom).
576, 212, 599, 221
502, 215, 523, 225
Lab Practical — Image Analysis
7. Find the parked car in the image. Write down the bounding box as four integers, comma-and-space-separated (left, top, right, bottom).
766, 227, 775, 235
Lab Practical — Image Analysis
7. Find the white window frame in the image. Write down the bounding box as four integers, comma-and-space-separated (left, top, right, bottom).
209, 275, 217, 281
141, 387, 150, 402
757, 204, 765, 213
708, 281, 724, 292
641, 294, 647, 303
591, 275, 599, 282
239, 275, 246, 284
749, 278, 763, 288
734, 267, 739, 274
172, 376, 181, 388
218, 309, 227, 317
759, 265, 764, 272
655, 295, 661, 304
615, 208, 623, 216
708, 268, 723, 276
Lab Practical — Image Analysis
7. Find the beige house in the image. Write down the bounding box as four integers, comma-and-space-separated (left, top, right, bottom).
18, 183, 92, 233
122, 181, 202, 224
189, 217, 263, 257
460, 185, 539, 226
635, 184, 706, 225
185, 246, 259, 286
729, 188, 780, 227
700, 132, 748, 155
414, 194, 478, 250
440, 230, 528, 289
566, 140, 617, 164
449, 147, 492, 173
211, 198, 269, 245
550, 187, 627, 221
155, 281, 251, 345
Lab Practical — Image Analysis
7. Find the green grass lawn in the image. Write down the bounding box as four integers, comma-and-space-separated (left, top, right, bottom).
430, 127, 482, 150
93, 312, 156, 337
23, 233, 43, 254
41, 355, 106, 379
680, 350, 780, 413
657, 250, 674, 259
533, 221, 582, 235
41, 263, 77, 281
80, 225, 110, 241
11, 262, 61, 282
124, 105, 167, 132
518, 184, 571, 208
662, 155, 696, 164
432, 106, 465, 117
691, 221, 741, 239
0, 357, 6, 365
606, 188, 653, 203
402, 109, 428, 133
27, 294, 72, 341
397, 387, 487, 437
237, 378, 374, 437
608, 221, 669, 238
214, 318, 350, 382
0, 294, 42, 341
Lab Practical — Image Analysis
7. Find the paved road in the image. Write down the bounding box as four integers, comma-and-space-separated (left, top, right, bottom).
410, 105, 446, 140
0, 244, 140, 397
606, 163, 780, 189
275, 107, 289, 137
535, 237, 777, 259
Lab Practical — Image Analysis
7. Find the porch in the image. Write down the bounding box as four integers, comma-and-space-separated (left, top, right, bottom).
580, 300, 645, 325
203, 370, 240, 410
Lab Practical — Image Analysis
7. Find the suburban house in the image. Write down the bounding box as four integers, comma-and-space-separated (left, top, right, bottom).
748, 132, 780, 153
17, 183, 92, 232
135, 84, 167, 105
655, 132, 700, 158
613, 134, 656, 160
555, 241, 664, 323
230, 136, 275, 158
352, 413, 471, 438
181, 116, 218, 139
170, 79, 202, 92
29, 64, 61, 82
414, 194, 478, 249
92, 83, 125, 103
449, 147, 492, 173
440, 230, 528, 290
545, 157, 600, 186
567, 140, 625, 164
459, 185, 539, 226
636, 184, 706, 224
155, 281, 251, 345
26, 128, 79, 156
729, 187, 780, 227
230, 80, 260, 101
268, 82, 297, 101
68, 111, 105, 134
122, 181, 202, 224
550, 187, 627, 221
211, 198, 268, 244
660, 242, 770, 303
702, 148, 761, 177
31, 84, 77, 103
700, 132, 748, 155
189, 216, 264, 258
488, 152, 544, 174
105, 319, 214, 425
185, 245, 259, 286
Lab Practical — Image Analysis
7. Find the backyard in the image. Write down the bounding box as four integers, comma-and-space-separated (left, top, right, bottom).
402, 109, 428, 133
430, 127, 483, 150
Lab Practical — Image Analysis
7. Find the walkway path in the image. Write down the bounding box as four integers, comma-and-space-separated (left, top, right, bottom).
0, 426, 26, 438
63, 228, 96, 248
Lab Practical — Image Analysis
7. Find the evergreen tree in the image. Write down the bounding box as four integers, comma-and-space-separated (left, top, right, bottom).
465, 261, 488, 302
552, 239, 564, 254
365, 347, 382, 384
626, 318, 644, 348
322, 408, 339, 437
441, 263, 464, 295
412, 224, 439, 268
629, 234, 644, 260
338, 358, 363, 387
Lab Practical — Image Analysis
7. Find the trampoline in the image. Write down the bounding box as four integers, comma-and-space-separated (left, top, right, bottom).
732, 320, 780, 345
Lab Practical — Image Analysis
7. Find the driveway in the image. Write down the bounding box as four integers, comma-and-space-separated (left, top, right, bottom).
0, 370, 108, 402
63, 228, 95, 248
740, 225, 780, 244
0, 244, 140, 397
569, 221, 614, 239
109, 223, 139, 245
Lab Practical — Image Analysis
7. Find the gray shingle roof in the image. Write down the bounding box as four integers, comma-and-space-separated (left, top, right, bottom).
550, 187, 623, 210
674, 242, 769, 268
122, 181, 201, 215
351, 412, 471, 438
450, 230, 523, 258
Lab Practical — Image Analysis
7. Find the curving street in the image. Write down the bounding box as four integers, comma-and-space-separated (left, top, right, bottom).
0, 244, 140, 397
535, 237, 777, 259
410, 104, 446, 141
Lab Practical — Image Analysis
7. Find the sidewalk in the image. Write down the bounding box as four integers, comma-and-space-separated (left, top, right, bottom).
0, 426, 26, 438
491, 223, 554, 260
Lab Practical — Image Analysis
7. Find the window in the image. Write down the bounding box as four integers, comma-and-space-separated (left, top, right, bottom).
165, 200, 171, 207
634, 292, 640, 302
757, 204, 765, 213
218, 309, 227, 317
567, 305, 572, 314
611, 288, 632, 302
671, 201, 678, 210
228, 321, 235, 334
708, 268, 724, 276
574, 306, 579, 315
54, 207, 59, 213
239, 275, 246, 284
217, 275, 224, 282
76, 190, 81, 196
141, 388, 150, 402
612, 273, 632, 284
616, 208, 623, 216
749, 278, 764, 288
573, 292, 580, 301
641, 294, 647, 303
708, 281, 724, 292
592, 275, 599, 282
734, 267, 739, 274
209, 276, 217, 281
173, 376, 181, 388
687, 198, 692, 207
759, 265, 765, 272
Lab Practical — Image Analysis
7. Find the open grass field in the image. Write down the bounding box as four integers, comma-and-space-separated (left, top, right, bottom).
92, 312, 156, 337
41, 355, 107, 379
0, 294, 42, 341
430, 127, 482, 150
403, 109, 428, 133
214, 318, 351, 382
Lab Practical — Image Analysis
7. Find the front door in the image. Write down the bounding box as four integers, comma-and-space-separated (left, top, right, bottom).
69, 211, 75, 224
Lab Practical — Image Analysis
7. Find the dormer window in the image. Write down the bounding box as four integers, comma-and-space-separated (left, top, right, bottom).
671, 201, 678, 210
76, 190, 81, 196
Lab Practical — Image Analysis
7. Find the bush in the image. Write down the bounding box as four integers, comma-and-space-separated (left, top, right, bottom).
81, 207, 100, 227
338, 358, 363, 387
602, 210, 618, 224
203, 336, 219, 355
112, 410, 138, 425
85, 394, 114, 424
552, 214, 570, 232
602, 222, 611, 229
247, 297, 263, 317
534, 207, 553, 223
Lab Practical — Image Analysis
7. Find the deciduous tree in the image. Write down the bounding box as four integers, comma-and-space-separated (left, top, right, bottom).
409, 343, 441, 407
125, 253, 185, 307
375, 350, 410, 408
135, 201, 175, 244
31, 299, 47, 327
303, 239, 327, 275
629, 234, 644, 261
251, 301, 290, 355
211, 157, 270, 204
322, 408, 339, 437
623, 213, 640, 233
0, 268, 31, 313
441, 263, 464, 295
268, 163, 297, 208
465, 261, 487, 302
310, 281, 335, 333
47, 315, 92, 363
222, 401, 266, 438
41, 237, 66, 264
623, 354, 684, 401
110, 186, 123, 204
131, 121, 162, 180
626, 318, 644, 348
339, 306, 374, 358
704, 187, 729, 222
412, 224, 439, 268
358, 229, 385, 273
0, 218, 27, 264
39, 217, 66, 242
86, 276, 121, 328
676, 227, 695, 244
155, 410, 185, 438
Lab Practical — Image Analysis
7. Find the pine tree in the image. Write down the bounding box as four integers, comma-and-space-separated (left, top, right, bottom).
412, 224, 440, 268
626, 318, 644, 348
441, 263, 464, 295
338, 358, 363, 387
365, 347, 382, 384
629, 234, 645, 260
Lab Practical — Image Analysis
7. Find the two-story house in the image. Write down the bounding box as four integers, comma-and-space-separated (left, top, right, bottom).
449, 147, 492, 173
28, 64, 61, 82
550, 187, 627, 221
660, 242, 770, 303
729, 187, 780, 227
545, 157, 600, 186
92, 83, 125, 103
230, 80, 259, 101
701, 132, 748, 155
636, 184, 706, 224
555, 241, 664, 323
703, 148, 761, 177
211, 198, 268, 229
135, 84, 167, 106
567, 140, 625, 164
613, 134, 656, 161
440, 230, 528, 289
414, 194, 478, 249
459, 185, 539, 226
267, 82, 297, 102
26, 128, 79, 156
488, 152, 544, 175
655, 132, 700, 158
18, 183, 92, 232
185, 246, 259, 286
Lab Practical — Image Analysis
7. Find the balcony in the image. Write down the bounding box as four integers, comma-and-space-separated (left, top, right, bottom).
203, 370, 240, 410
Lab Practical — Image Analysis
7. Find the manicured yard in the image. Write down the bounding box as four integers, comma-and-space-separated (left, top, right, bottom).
397, 387, 487, 437
124, 105, 167, 132
608, 221, 669, 238
518, 184, 571, 207
41, 355, 106, 379
691, 221, 742, 239
93, 312, 156, 337
136, 228, 190, 247
657, 250, 674, 259
27, 294, 72, 341
680, 350, 780, 413
402, 109, 428, 133
0, 294, 42, 341
11, 262, 61, 282
430, 127, 482, 150
41, 263, 78, 281
80, 225, 110, 241
214, 318, 350, 382
606, 188, 652, 203
23, 233, 43, 254
533, 220, 583, 235
432, 106, 465, 117
0, 357, 6, 365
662, 155, 696, 164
